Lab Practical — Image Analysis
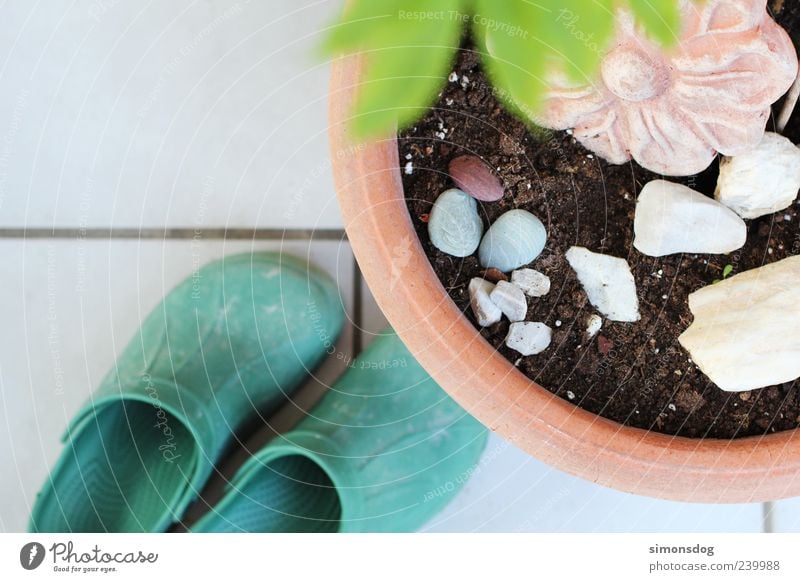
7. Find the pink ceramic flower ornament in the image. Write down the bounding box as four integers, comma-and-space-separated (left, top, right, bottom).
537, 0, 798, 176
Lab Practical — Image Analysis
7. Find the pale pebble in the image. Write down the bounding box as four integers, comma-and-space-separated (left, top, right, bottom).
505, 322, 553, 356
479, 209, 546, 272
511, 268, 551, 297
585, 314, 603, 339
489, 280, 528, 322
566, 247, 640, 323
468, 278, 502, 327
715, 132, 800, 219
428, 189, 483, 257
634, 180, 746, 257
678, 255, 800, 392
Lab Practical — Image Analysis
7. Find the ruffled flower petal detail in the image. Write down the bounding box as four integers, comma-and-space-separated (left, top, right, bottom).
534, 0, 798, 176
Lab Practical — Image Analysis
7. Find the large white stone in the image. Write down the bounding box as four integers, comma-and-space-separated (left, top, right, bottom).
715, 132, 800, 219
634, 180, 746, 257
505, 322, 552, 356
468, 278, 502, 327
566, 247, 640, 323
679, 256, 800, 392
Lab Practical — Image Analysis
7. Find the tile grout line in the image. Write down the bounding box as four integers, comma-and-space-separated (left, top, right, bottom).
352, 254, 363, 357
0, 227, 348, 240
762, 502, 775, 533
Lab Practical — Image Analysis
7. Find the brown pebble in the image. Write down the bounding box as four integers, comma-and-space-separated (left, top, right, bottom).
449, 155, 504, 202
597, 335, 613, 354
481, 268, 508, 283
419, 213, 430, 223
739, 391, 751, 401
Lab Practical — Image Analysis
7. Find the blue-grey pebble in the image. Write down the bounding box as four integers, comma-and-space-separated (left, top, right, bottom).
479, 209, 547, 272
428, 189, 483, 257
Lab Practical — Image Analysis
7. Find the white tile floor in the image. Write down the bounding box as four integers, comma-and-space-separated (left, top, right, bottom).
0, 0, 789, 533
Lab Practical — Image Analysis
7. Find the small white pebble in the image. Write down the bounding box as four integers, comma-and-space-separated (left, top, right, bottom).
567, 390, 576, 400
405, 153, 412, 160
505, 322, 553, 356
768, 247, 774, 254
585, 314, 602, 339
662, 294, 668, 300
490, 281, 528, 322
657, 269, 663, 276
445, 98, 454, 106
674, 370, 683, 376
566, 129, 573, 135
785, 214, 792, 221
587, 154, 594, 159
668, 403, 676, 411
511, 268, 551, 297
448, 72, 459, 83
555, 320, 562, 327
468, 278, 502, 327
654, 348, 660, 354
404, 162, 414, 175
460, 75, 470, 90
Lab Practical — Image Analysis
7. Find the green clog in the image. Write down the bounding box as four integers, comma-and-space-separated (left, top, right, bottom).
191, 331, 489, 533
29, 253, 344, 533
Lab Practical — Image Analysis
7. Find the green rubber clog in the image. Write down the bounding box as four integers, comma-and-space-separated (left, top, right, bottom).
191, 331, 489, 533
29, 253, 344, 533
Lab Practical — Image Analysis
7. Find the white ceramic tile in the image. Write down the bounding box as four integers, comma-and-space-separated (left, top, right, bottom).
422, 434, 765, 533
766, 499, 800, 532
0, 237, 354, 532
0, 0, 343, 230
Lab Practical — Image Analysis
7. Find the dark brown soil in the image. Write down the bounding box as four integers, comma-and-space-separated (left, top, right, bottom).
399, 3, 800, 439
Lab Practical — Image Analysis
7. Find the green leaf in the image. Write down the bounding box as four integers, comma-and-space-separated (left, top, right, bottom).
543, 0, 616, 81
723, 264, 734, 279
323, 0, 465, 140
627, 0, 681, 46
474, 0, 616, 120
323, 0, 685, 139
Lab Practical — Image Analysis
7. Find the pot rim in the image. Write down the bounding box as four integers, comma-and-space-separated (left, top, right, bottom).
327, 52, 800, 503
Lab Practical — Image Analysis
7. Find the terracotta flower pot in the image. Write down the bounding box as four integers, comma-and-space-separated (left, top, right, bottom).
328, 52, 800, 503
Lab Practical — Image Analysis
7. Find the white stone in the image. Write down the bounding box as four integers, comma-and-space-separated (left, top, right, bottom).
565, 247, 641, 323
468, 278, 502, 327
505, 322, 553, 356
489, 280, 528, 322
511, 268, 551, 297
585, 314, 603, 340
634, 180, 746, 257
678, 255, 800, 392
715, 132, 800, 219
